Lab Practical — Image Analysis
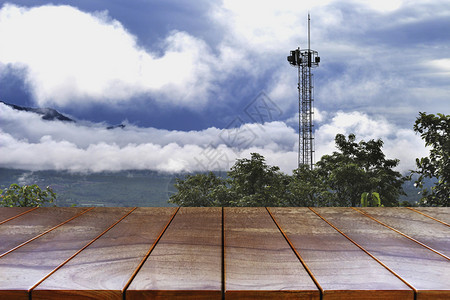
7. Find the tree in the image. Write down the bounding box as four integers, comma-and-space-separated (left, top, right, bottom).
315, 134, 405, 206
0, 184, 56, 207
412, 112, 449, 206
169, 136, 406, 207
168, 172, 229, 207
286, 165, 333, 207
169, 153, 288, 207
227, 153, 288, 206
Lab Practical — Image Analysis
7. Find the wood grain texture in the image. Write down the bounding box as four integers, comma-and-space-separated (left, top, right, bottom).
322, 290, 415, 300
127, 290, 222, 300
225, 207, 319, 300
269, 207, 413, 300
359, 207, 450, 257
0, 207, 133, 299
225, 290, 318, 300
0, 207, 87, 255
33, 207, 177, 300
126, 207, 222, 300
417, 290, 450, 300
411, 207, 450, 225
0, 207, 35, 224
32, 289, 122, 300
0, 207, 448, 299
313, 208, 450, 296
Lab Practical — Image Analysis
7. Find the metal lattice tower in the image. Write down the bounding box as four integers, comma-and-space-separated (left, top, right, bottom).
287, 14, 320, 169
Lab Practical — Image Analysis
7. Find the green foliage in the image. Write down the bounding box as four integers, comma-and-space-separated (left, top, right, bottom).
169, 154, 289, 207
0, 184, 56, 207
315, 134, 405, 206
412, 112, 449, 206
361, 192, 381, 207
399, 200, 416, 207
168, 172, 229, 207
227, 153, 288, 206
286, 165, 333, 206
170, 134, 405, 207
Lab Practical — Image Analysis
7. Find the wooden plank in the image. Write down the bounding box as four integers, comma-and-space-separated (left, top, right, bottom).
410, 207, 450, 225
269, 207, 413, 300
0, 207, 88, 255
126, 207, 222, 300
0, 207, 35, 224
225, 207, 319, 300
313, 208, 450, 300
32, 207, 177, 300
359, 207, 450, 257
0, 207, 133, 300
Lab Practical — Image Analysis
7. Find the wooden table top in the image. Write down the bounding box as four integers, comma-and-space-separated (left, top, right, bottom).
0, 207, 448, 300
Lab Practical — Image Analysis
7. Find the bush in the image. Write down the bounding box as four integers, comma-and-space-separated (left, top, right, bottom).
0, 184, 56, 207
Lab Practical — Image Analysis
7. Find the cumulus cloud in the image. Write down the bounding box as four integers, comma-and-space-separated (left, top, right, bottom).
1, 103, 426, 174
315, 111, 428, 173
1, 1, 449, 120
0, 4, 220, 108
0, 102, 298, 172
255, 0, 450, 125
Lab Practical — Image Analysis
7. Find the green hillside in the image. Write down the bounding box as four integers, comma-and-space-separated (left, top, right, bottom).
0, 168, 177, 207
0, 168, 426, 207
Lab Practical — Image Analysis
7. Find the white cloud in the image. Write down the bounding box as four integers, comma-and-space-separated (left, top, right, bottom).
429, 58, 450, 76
1, 1, 448, 119
0, 127, 296, 173
0, 103, 427, 174
0, 102, 298, 172
0, 4, 219, 108
315, 111, 428, 173
212, 0, 335, 51
357, 0, 405, 12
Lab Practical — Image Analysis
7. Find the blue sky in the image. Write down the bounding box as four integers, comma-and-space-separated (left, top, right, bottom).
0, 0, 449, 173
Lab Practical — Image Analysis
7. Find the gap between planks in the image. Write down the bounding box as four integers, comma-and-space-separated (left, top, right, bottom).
266, 207, 324, 300
0, 207, 94, 259
308, 207, 418, 300
406, 207, 450, 227
121, 207, 180, 297
352, 207, 449, 261
29, 207, 138, 296
0, 207, 38, 225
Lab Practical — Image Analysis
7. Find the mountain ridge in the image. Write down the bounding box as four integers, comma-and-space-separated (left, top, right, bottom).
0, 100, 75, 122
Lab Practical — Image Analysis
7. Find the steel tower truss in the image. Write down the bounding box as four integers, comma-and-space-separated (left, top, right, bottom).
287, 16, 320, 169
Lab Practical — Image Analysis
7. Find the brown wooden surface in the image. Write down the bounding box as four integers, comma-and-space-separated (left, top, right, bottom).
359, 207, 450, 257
0, 207, 133, 300
313, 208, 450, 299
225, 207, 319, 299
269, 207, 413, 300
33, 207, 177, 300
411, 207, 450, 225
0, 207, 35, 224
0, 207, 448, 299
0, 207, 88, 256
126, 207, 222, 300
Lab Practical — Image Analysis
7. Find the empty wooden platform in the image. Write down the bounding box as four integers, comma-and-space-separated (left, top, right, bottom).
0, 207, 448, 299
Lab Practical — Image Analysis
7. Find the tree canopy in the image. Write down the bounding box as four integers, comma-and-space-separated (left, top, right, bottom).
411, 112, 449, 206
169, 134, 406, 207
169, 153, 289, 207
0, 184, 56, 207
315, 134, 405, 206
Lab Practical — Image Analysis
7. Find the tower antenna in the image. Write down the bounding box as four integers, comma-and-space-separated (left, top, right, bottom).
287, 14, 320, 169
308, 13, 310, 51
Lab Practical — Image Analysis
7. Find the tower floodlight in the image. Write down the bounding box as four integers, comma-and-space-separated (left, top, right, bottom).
287, 14, 320, 170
